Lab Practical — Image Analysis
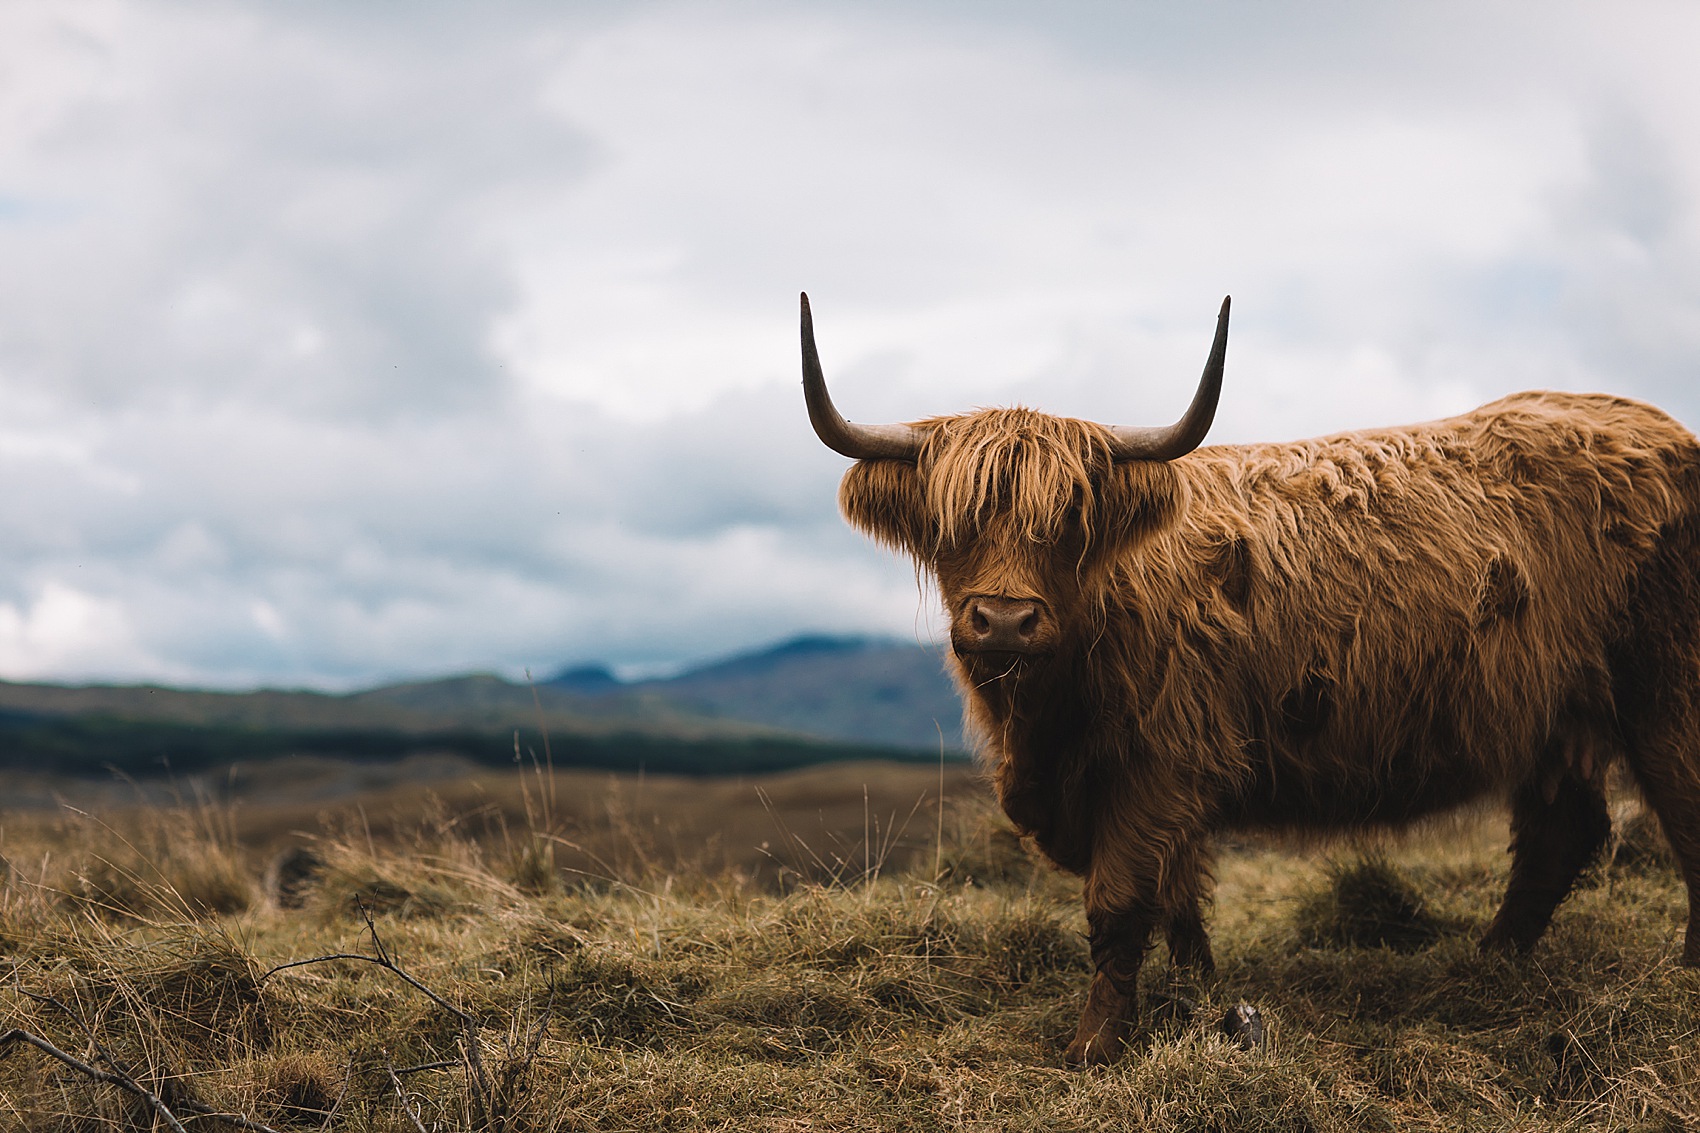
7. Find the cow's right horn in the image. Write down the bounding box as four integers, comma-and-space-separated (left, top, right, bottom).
802, 293, 925, 462
1106, 296, 1230, 462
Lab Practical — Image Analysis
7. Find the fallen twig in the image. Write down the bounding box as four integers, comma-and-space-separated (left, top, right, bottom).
0, 1026, 191, 1133
396, 1059, 460, 1075
384, 1048, 433, 1133
317, 1054, 357, 1132
263, 899, 496, 1125
14, 988, 285, 1132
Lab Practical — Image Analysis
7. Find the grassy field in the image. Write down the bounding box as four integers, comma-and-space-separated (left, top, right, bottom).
2, 763, 1699, 1131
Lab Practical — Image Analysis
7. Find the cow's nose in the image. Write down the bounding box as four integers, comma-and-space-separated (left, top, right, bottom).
955, 595, 1054, 654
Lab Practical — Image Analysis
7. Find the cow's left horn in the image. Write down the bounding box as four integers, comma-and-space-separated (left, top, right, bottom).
802, 293, 925, 462
1107, 296, 1230, 462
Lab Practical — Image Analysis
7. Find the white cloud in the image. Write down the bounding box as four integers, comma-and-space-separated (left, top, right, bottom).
0, 581, 160, 681
0, 1, 1697, 687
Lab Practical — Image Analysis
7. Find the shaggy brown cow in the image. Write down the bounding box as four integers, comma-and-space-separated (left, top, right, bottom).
800, 292, 1700, 1065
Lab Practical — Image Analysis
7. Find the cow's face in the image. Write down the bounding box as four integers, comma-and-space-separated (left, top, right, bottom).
839, 413, 1184, 673
800, 292, 1227, 676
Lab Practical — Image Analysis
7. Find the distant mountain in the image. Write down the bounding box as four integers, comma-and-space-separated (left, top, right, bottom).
0, 634, 970, 782
549, 664, 622, 694
0, 664, 944, 781
547, 634, 967, 752
0, 672, 762, 741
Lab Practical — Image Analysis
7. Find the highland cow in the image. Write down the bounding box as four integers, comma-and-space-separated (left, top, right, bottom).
801, 292, 1700, 1065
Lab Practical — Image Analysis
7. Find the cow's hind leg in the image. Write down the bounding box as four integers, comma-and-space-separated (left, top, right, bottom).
1619, 710, 1700, 964
1164, 900, 1215, 976
1612, 513, 1700, 964
1625, 767, 1700, 964
1480, 768, 1611, 956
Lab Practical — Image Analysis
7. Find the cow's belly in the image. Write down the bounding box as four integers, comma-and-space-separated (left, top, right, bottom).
1221, 739, 1503, 832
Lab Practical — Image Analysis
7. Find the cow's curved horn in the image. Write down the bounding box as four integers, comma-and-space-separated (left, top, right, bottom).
802, 293, 925, 462
1106, 296, 1230, 462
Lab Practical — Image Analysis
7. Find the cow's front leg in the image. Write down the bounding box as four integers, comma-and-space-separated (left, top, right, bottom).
1064, 902, 1158, 1066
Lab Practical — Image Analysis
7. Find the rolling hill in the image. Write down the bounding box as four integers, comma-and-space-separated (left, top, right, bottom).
0, 634, 968, 781
550, 634, 966, 752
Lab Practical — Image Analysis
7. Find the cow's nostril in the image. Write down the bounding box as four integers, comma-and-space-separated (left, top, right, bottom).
957, 595, 1054, 655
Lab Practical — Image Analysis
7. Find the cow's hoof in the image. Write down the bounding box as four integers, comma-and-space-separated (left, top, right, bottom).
1066, 972, 1135, 1067
1219, 1003, 1265, 1052
1063, 1027, 1125, 1067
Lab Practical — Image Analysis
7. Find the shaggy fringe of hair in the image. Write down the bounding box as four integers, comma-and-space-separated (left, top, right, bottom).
916, 409, 1117, 552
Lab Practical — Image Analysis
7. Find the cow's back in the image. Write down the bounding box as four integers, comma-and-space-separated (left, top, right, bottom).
1131, 391, 1700, 827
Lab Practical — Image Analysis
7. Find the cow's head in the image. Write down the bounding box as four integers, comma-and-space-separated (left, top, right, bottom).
803, 293, 1228, 677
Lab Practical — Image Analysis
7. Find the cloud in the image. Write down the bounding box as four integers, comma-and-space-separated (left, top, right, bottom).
0, 581, 158, 680
0, 1, 595, 420
0, 1, 1697, 687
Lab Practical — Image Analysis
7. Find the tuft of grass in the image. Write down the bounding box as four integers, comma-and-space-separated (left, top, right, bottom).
39, 795, 261, 922
1294, 854, 1446, 953
250, 1048, 347, 1125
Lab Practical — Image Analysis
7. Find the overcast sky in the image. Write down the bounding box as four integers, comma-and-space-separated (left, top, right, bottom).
1, 1, 1697, 689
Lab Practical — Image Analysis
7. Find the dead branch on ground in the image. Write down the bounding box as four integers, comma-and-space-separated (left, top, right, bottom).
5, 988, 286, 1133
264, 898, 555, 1129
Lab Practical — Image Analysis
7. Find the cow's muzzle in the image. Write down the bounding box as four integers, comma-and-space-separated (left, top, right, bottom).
951, 595, 1058, 657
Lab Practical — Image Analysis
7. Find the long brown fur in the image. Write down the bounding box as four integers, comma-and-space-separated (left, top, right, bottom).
834, 389, 1700, 1065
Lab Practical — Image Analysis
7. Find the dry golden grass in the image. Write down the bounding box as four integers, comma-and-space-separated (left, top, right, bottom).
3, 767, 1700, 1130
0, 756, 985, 889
